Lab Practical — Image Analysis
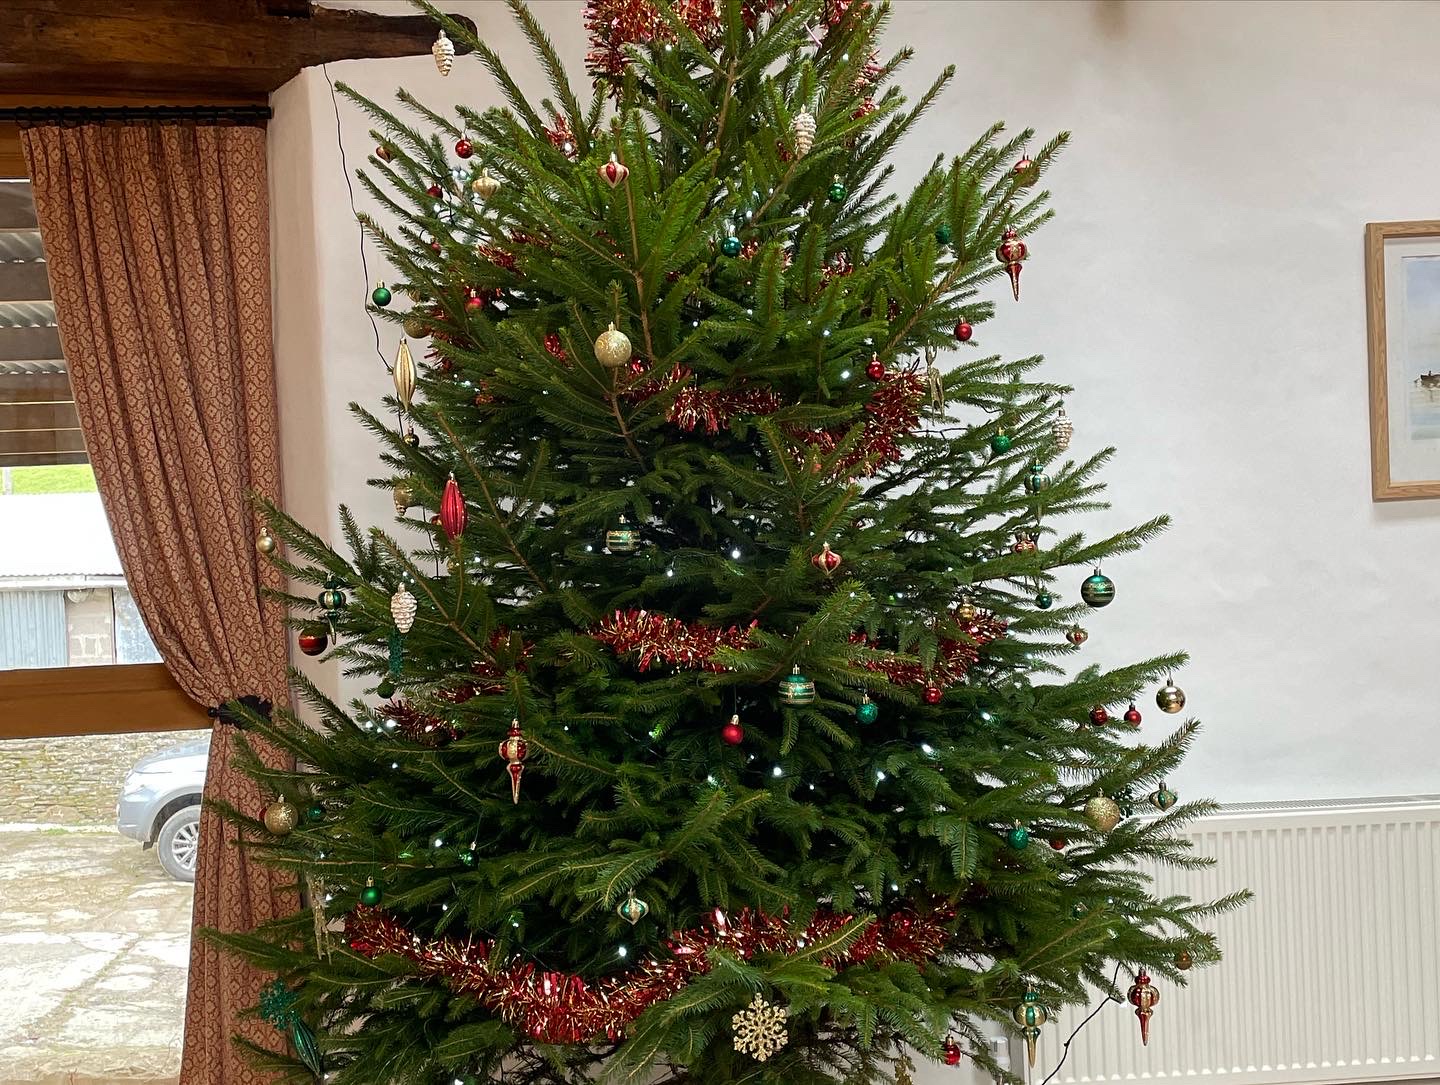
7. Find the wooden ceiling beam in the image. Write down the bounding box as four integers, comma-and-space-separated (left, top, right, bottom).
0, 2, 477, 98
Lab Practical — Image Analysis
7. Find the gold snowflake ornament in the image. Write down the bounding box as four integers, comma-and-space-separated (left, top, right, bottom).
732, 993, 789, 1062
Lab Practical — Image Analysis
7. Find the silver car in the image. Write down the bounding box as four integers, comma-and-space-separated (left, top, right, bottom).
116, 734, 209, 881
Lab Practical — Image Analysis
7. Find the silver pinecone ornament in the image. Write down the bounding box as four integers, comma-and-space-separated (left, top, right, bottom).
432, 30, 455, 77
390, 586, 417, 634
1052, 403, 1073, 453
792, 111, 816, 158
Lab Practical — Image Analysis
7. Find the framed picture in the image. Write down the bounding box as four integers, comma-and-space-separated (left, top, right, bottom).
1366, 219, 1440, 500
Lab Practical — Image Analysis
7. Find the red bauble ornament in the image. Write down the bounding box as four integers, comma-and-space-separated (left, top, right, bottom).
1123, 703, 1143, 726
922, 684, 943, 705
374, 143, 393, 162
721, 715, 744, 745
466, 291, 485, 310
1049, 837, 1068, 851
866, 357, 886, 380
943, 1037, 963, 1066
810, 542, 843, 575
1089, 705, 1110, 725
599, 152, 629, 188
297, 629, 328, 656
954, 320, 973, 342
498, 718, 528, 803
439, 473, 468, 542
454, 137, 474, 158
426, 183, 443, 198
995, 226, 1028, 301
1013, 154, 1036, 185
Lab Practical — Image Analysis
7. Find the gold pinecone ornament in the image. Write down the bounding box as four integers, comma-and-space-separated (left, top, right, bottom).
732, 993, 789, 1062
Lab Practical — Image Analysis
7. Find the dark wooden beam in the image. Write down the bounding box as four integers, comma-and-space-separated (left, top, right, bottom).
0, 2, 477, 98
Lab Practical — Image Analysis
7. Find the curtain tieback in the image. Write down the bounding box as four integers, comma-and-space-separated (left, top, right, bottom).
208, 694, 274, 729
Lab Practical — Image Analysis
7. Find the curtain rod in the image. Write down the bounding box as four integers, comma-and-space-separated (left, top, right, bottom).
0, 105, 272, 126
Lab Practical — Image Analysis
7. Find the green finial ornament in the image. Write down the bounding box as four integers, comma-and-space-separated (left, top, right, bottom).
1024, 462, 1050, 493
1013, 990, 1048, 1068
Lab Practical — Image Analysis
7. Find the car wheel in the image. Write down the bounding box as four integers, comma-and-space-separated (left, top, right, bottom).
156, 804, 201, 882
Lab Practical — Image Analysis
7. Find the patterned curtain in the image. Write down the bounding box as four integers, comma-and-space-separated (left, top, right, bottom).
22, 122, 294, 1084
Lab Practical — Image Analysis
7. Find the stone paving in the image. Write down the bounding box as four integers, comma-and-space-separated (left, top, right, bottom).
0, 732, 201, 1085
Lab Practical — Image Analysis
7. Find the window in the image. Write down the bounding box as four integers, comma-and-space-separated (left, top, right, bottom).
0, 178, 203, 739
0, 179, 202, 1085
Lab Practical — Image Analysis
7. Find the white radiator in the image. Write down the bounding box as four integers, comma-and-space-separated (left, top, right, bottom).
1029, 799, 1440, 1085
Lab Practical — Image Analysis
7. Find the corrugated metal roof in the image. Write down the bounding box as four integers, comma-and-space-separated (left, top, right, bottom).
0, 493, 123, 581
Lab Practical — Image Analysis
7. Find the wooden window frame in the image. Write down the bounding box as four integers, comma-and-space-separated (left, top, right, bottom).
0, 92, 261, 740
0, 663, 210, 738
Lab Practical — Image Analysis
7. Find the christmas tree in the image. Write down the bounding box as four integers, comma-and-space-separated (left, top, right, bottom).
220, 2, 1248, 1082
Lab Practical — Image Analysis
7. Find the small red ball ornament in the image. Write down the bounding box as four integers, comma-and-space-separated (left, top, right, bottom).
954, 320, 973, 342
466, 291, 485, 310
721, 714, 744, 745
1050, 836, 1068, 851
1089, 705, 1109, 726
297, 629, 328, 656
454, 137, 474, 158
866, 356, 886, 380
811, 542, 843, 575
426, 183, 443, 198
923, 684, 943, 705
995, 226, 1028, 300
1123, 703, 1143, 726
943, 1037, 963, 1066
1013, 154, 1036, 185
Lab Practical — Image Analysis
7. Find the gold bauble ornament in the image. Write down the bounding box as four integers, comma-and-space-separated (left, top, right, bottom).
263, 799, 299, 836
1085, 794, 1123, 832
393, 482, 415, 516
594, 322, 633, 368
403, 316, 428, 339
956, 596, 978, 622
471, 168, 500, 200
1156, 678, 1187, 714
255, 526, 277, 555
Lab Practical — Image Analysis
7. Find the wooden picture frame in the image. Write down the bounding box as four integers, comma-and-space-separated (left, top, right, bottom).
1366, 219, 1440, 500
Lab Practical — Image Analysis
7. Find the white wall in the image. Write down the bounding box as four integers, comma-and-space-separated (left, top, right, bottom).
271, 0, 1440, 800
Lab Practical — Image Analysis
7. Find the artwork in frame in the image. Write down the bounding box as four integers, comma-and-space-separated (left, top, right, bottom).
1366, 219, 1440, 500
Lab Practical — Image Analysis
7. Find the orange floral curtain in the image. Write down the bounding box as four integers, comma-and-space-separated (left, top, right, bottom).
22, 122, 293, 1084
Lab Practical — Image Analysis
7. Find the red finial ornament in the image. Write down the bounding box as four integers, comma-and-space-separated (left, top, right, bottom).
942, 1036, 963, 1066
811, 542, 843, 575
1128, 969, 1160, 1045
995, 226, 1028, 301
498, 718, 528, 803
439, 473, 468, 542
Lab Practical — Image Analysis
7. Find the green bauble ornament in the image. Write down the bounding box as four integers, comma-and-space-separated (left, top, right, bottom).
779, 664, 816, 705
1024, 462, 1050, 493
935, 223, 953, 244
1081, 569, 1116, 608
827, 180, 847, 202
459, 847, 476, 867
371, 281, 392, 307
721, 234, 742, 257
605, 516, 639, 554
376, 678, 396, 699
305, 803, 325, 823
1006, 825, 1031, 851
856, 694, 879, 725
1035, 590, 1053, 609
1149, 782, 1178, 812
359, 877, 382, 907
990, 432, 1012, 455
617, 893, 650, 925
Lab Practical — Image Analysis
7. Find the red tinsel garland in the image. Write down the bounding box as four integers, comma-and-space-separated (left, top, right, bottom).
378, 701, 459, 745
346, 902, 952, 1044
592, 609, 758, 671
851, 609, 1009, 689
584, 0, 724, 81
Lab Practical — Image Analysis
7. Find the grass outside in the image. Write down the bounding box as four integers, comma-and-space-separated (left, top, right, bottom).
2, 464, 97, 494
